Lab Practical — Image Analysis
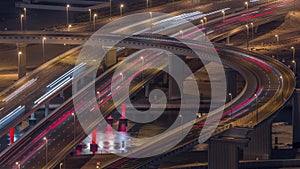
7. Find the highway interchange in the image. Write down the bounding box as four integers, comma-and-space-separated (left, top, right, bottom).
0, 0, 298, 168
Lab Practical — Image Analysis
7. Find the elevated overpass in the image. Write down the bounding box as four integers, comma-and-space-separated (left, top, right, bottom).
0, 34, 295, 169
0, 1, 297, 168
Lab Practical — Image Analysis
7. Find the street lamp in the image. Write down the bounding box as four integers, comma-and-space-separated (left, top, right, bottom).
88, 8, 92, 22
254, 94, 258, 123
149, 12, 153, 33
93, 13, 97, 31
15, 162, 20, 169
43, 137, 48, 164
180, 30, 183, 38
68, 24, 72, 32
110, 0, 112, 17
18, 51, 22, 78
275, 34, 279, 59
245, 1, 249, 10
203, 17, 207, 34
23, 8, 27, 30
291, 46, 295, 61
245, 24, 249, 50
280, 75, 284, 102
203, 17, 207, 24
229, 93, 233, 119
250, 22, 254, 40
72, 113, 76, 142
292, 60, 297, 74
291, 47, 296, 73
179, 114, 183, 136
60, 163, 63, 169
221, 10, 225, 21
120, 4, 124, 16
42, 37, 47, 62
23, 8, 27, 19
20, 14, 24, 31
200, 19, 204, 27
146, 0, 149, 10
66, 4, 70, 25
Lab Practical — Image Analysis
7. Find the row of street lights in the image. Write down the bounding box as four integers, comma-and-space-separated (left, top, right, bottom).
19, 4, 126, 31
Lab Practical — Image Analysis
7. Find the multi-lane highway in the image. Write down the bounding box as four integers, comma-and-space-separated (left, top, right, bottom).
0, 33, 295, 168
0, 0, 297, 168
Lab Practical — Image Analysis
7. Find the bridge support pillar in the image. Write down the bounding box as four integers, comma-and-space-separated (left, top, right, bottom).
104, 46, 117, 68
243, 118, 272, 160
293, 89, 300, 147
45, 102, 49, 117
225, 67, 237, 98
208, 128, 250, 169
29, 113, 36, 125
145, 83, 150, 97
226, 36, 230, 45
168, 55, 185, 100
163, 73, 168, 85
90, 129, 98, 154
16, 43, 27, 79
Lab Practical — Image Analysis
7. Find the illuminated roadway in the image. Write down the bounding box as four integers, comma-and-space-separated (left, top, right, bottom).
0, 33, 295, 168
0, 0, 297, 168
0, 0, 293, 142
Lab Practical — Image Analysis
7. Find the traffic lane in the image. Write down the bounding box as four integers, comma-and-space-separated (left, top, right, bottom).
101, 50, 272, 168
0, 66, 116, 167
3, 52, 166, 168
0, 51, 80, 139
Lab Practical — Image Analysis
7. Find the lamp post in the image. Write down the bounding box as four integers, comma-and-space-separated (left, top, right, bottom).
60, 163, 63, 169
245, 1, 249, 10
23, 8, 27, 30
110, 0, 112, 17
120, 4, 124, 16
42, 37, 46, 62
93, 13, 97, 31
292, 60, 297, 74
88, 9, 92, 22
200, 19, 204, 28
245, 24, 249, 50
18, 51, 22, 79
43, 137, 48, 164
229, 93, 233, 119
146, 0, 149, 11
23, 8, 27, 19
203, 17, 207, 25
68, 24, 72, 32
291, 46, 296, 73
179, 114, 183, 136
203, 17, 207, 35
221, 10, 225, 22
254, 94, 258, 123
250, 22, 254, 40
280, 75, 284, 102
66, 4, 70, 25
72, 113, 76, 142
20, 14, 24, 31
149, 12, 153, 33
15, 162, 20, 169
275, 34, 279, 59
